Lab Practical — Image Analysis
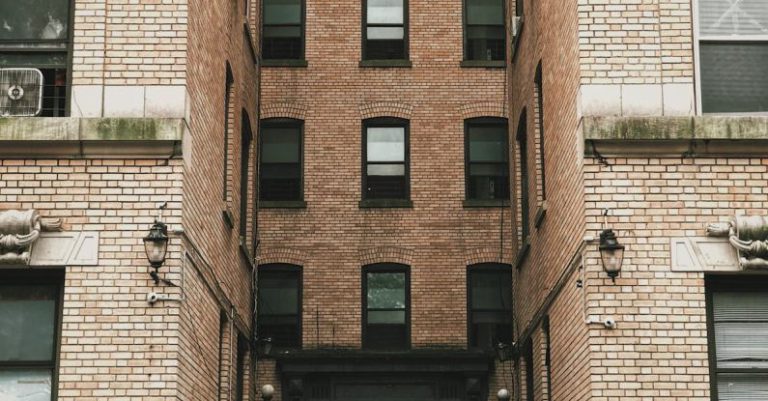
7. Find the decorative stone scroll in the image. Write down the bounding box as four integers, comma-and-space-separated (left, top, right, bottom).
0, 210, 62, 265
707, 215, 768, 270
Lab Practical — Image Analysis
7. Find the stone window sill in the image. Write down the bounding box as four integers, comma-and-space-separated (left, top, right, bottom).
463, 199, 510, 208
359, 59, 413, 68
359, 199, 413, 208
260, 200, 308, 209
514, 240, 530, 269
460, 60, 506, 68
262, 59, 308, 67
534, 201, 547, 228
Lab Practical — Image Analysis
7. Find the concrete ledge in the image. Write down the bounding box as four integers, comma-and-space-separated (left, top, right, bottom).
0, 117, 183, 158
583, 116, 768, 156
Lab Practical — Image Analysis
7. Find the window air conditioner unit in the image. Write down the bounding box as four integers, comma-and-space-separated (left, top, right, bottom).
0, 68, 44, 117
511, 16, 522, 38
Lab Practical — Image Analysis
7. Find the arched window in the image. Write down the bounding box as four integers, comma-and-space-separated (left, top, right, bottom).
363, 117, 410, 201
259, 118, 303, 202
362, 263, 410, 349
257, 264, 302, 349
467, 263, 512, 350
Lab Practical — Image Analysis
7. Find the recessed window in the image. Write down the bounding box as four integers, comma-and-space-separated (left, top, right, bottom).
464, 0, 505, 61
223, 64, 234, 204
0, 270, 63, 401
523, 339, 534, 401
465, 118, 510, 201
697, 0, 768, 113
516, 111, 530, 241
707, 277, 768, 399
363, 118, 409, 200
467, 264, 512, 350
363, 0, 408, 60
363, 264, 409, 350
0, 0, 71, 117
259, 119, 303, 202
262, 0, 304, 60
534, 62, 546, 203
257, 264, 302, 349
239, 112, 253, 237
234, 333, 248, 401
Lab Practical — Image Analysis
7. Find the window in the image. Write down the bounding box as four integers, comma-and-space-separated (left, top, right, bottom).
0, 0, 71, 116
467, 264, 512, 350
363, 264, 409, 350
0, 270, 63, 401
534, 62, 546, 203
257, 264, 302, 349
516, 111, 530, 241
234, 333, 248, 401
262, 0, 304, 60
465, 118, 510, 201
707, 277, 768, 400
697, 0, 768, 113
363, 0, 408, 60
523, 339, 534, 401
239, 112, 253, 237
223, 64, 234, 203
363, 118, 409, 200
259, 119, 303, 202
464, 0, 505, 61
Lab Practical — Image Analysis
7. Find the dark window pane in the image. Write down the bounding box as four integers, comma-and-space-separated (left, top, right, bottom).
467, 0, 504, 25
0, 285, 58, 362
0, 0, 70, 41
365, 324, 407, 349
367, 272, 406, 309
260, 122, 302, 201
470, 271, 511, 309
258, 277, 299, 315
469, 126, 508, 162
468, 267, 512, 349
262, 128, 300, 163
467, 171, 509, 200
0, 52, 67, 68
368, 0, 404, 24
263, 36, 302, 60
365, 40, 406, 60
264, 0, 301, 24
700, 42, 768, 113
257, 268, 301, 348
466, 26, 505, 61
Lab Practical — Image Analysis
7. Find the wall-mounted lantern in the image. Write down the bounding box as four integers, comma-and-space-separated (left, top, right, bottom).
143, 202, 169, 284
599, 227, 624, 282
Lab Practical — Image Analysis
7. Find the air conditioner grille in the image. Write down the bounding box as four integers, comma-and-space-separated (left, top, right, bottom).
0, 68, 44, 117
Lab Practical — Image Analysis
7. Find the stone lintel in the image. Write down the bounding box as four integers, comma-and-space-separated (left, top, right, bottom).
583, 116, 768, 156
0, 117, 184, 158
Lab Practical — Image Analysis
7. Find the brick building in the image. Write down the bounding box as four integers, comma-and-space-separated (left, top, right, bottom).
509, 1, 768, 401
255, 0, 514, 399
0, 0, 259, 401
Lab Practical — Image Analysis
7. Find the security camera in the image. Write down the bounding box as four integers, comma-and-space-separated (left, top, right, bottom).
603, 317, 617, 329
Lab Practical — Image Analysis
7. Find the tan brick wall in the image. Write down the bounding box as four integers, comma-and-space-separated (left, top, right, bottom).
0, 159, 184, 401
71, 0, 188, 85
258, 0, 511, 396
577, 0, 694, 85
580, 156, 768, 400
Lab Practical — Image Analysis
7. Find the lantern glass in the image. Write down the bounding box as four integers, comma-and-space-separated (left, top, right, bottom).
143, 222, 168, 268
600, 247, 624, 275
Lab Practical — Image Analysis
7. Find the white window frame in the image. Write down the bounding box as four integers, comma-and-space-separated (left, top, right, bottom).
693, 0, 768, 115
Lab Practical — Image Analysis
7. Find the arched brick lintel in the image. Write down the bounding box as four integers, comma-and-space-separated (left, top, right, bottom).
358, 247, 415, 267
261, 103, 308, 120
257, 247, 309, 267
359, 102, 414, 120
459, 102, 508, 120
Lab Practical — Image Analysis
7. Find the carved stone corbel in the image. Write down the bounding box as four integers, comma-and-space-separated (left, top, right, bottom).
0, 210, 62, 265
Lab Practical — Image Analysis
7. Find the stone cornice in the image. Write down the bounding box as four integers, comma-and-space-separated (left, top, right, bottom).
0, 117, 184, 158
583, 115, 768, 156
